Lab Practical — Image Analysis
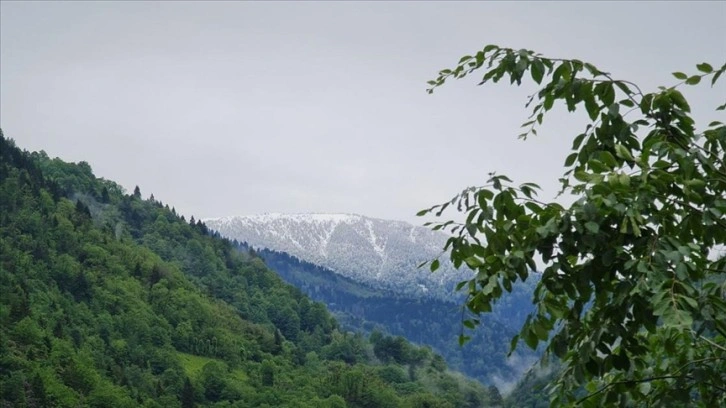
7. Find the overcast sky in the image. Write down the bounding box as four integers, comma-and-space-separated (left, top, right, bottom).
1, 1, 724, 224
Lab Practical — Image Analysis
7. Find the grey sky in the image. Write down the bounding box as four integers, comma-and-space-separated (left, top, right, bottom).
1, 1, 724, 224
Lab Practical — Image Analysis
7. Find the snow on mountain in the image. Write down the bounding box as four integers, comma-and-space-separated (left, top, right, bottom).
204, 213, 469, 299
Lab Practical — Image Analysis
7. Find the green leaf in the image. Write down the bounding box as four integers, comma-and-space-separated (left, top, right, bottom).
477, 192, 489, 210
565, 153, 578, 167
533, 321, 549, 340
541, 94, 554, 110
572, 133, 586, 150
686, 179, 705, 190
595, 82, 615, 105
464, 256, 485, 268
585, 222, 599, 234
640, 93, 654, 113
696, 63, 713, 73
685, 75, 702, 85
619, 173, 630, 187
669, 89, 691, 112
598, 151, 617, 168
663, 308, 693, 328
525, 202, 542, 213
620, 218, 629, 234
523, 328, 538, 349
585, 96, 600, 121
430, 259, 440, 272
613, 353, 630, 371
607, 103, 620, 117
482, 44, 498, 54
680, 295, 698, 310
479, 189, 494, 201
639, 382, 652, 395
553, 62, 572, 83
672, 72, 688, 80
531, 59, 545, 84
574, 170, 590, 182
588, 159, 608, 173
614, 144, 633, 161
585, 359, 600, 376
455, 280, 468, 291
508, 334, 520, 355
712, 69, 724, 86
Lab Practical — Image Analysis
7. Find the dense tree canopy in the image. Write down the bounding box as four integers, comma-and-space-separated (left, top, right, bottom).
253, 243, 538, 386
421, 45, 726, 406
0, 131, 500, 407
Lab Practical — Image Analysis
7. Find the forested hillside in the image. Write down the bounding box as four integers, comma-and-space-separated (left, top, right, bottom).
0, 131, 499, 407
242, 245, 539, 391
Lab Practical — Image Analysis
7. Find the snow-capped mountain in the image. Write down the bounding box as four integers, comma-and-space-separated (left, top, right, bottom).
204, 213, 469, 299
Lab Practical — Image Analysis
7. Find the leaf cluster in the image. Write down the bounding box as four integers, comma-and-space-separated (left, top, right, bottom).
422, 45, 726, 406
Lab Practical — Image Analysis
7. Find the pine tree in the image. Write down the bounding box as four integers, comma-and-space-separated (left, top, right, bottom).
180, 378, 195, 408
101, 186, 110, 203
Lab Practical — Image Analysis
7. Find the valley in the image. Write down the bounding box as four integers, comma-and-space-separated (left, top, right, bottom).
205, 215, 541, 391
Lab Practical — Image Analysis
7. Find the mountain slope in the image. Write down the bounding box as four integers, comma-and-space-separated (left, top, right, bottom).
245, 244, 540, 392
205, 213, 469, 299
0, 132, 499, 407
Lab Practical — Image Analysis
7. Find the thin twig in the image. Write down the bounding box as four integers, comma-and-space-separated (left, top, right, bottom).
699, 335, 726, 353
576, 375, 687, 405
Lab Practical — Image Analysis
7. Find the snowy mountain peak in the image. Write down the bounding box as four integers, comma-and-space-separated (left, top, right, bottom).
206, 212, 363, 226
204, 213, 468, 299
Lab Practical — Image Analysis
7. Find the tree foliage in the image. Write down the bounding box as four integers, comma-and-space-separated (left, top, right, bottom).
255, 242, 537, 385
0, 131, 500, 407
421, 45, 726, 406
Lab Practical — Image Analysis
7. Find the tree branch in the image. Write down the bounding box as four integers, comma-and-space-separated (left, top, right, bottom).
576, 375, 688, 405
699, 335, 726, 353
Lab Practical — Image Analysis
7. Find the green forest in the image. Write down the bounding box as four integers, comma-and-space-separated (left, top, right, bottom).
0, 130, 503, 407
246, 244, 539, 388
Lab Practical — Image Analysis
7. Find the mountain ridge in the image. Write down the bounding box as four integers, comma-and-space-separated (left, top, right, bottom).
204, 212, 468, 299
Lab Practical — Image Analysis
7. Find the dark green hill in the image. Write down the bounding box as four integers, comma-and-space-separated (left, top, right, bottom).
235, 244, 539, 391
0, 131, 499, 407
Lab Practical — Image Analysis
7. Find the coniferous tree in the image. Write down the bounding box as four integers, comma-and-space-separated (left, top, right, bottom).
101, 186, 110, 203
75, 199, 91, 218
488, 385, 503, 407
261, 360, 275, 386
180, 378, 195, 408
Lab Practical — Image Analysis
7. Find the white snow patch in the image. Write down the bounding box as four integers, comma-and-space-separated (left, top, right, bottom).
366, 219, 386, 259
